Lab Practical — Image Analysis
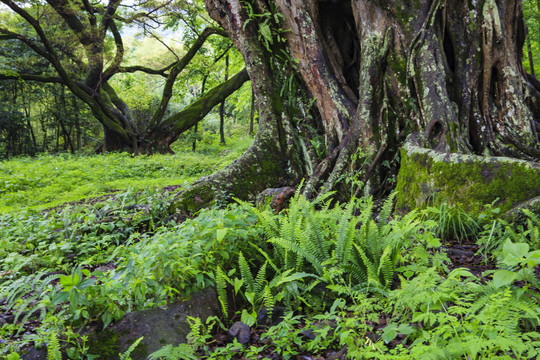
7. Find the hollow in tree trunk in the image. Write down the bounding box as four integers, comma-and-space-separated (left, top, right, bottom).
174, 0, 540, 213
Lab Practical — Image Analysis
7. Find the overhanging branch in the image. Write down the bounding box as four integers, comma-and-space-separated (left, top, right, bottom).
149, 26, 229, 127
0, 73, 64, 84
155, 68, 249, 141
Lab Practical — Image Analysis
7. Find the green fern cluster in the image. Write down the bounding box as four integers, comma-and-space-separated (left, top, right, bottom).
389, 268, 540, 359
1, 270, 60, 335
148, 343, 196, 360
254, 192, 422, 293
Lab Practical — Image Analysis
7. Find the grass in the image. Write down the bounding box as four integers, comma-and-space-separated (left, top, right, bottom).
0, 136, 253, 213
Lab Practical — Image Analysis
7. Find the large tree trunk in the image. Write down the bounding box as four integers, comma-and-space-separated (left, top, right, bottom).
174, 0, 540, 212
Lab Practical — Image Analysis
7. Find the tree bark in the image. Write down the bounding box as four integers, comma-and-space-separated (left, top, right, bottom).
173, 0, 540, 212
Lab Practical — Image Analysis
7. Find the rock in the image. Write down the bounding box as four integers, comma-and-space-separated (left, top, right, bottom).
396, 133, 540, 216
20, 345, 47, 360
85, 287, 220, 359
256, 187, 295, 213
227, 321, 251, 345
325, 345, 348, 360
299, 328, 316, 340
4, 314, 15, 324
256, 306, 285, 326
505, 195, 540, 219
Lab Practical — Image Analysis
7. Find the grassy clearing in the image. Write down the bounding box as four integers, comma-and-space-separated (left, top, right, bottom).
0, 136, 253, 213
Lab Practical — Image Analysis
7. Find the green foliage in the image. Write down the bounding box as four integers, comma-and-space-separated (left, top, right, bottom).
388, 268, 540, 359
1, 152, 539, 359
490, 239, 540, 289
119, 336, 144, 360
0, 140, 250, 213
46, 332, 62, 360
148, 343, 196, 360
423, 202, 480, 242
254, 193, 426, 294
523, 0, 540, 74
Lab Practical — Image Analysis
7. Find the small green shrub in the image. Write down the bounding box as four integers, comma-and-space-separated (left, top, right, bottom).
423, 202, 480, 243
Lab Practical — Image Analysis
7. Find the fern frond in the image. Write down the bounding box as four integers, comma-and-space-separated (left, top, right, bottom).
148, 343, 196, 360
46, 332, 62, 360
379, 192, 397, 225
377, 246, 396, 288
257, 210, 281, 239
269, 270, 317, 288
271, 237, 323, 275
335, 200, 359, 265
215, 267, 229, 320
249, 242, 280, 274
238, 252, 255, 293
262, 285, 275, 311
353, 243, 377, 282
342, 262, 369, 284
120, 336, 144, 360
254, 261, 267, 297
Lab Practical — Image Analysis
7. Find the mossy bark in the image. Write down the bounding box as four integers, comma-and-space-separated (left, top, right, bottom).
180, 0, 539, 212
396, 133, 540, 215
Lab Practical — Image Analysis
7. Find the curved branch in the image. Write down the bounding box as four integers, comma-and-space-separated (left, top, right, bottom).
100, 0, 122, 39
0, 28, 53, 62
153, 68, 249, 142
0, 73, 64, 84
45, 0, 87, 42
102, 19, 124, 80
113, 65, 169, 77
149, 26, 229, 127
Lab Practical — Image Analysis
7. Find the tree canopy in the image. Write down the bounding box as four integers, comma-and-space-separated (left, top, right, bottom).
0, 0, 249, 154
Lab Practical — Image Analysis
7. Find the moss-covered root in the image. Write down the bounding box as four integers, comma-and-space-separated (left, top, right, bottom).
396, 133, 540, 216
170, 141, 288, 215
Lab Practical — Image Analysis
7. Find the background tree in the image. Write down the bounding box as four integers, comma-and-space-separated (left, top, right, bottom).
0, 0, 249, 153
524, 0, 540, 75
175, 0, 540, 212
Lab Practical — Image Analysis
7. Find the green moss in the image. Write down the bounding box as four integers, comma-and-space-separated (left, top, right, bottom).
388, 54, 407, 86
86, 329, 120, 359
396, 143, 540, 216
171, 183, 216, 214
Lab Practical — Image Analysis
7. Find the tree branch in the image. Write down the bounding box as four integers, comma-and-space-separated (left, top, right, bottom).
155, 68, 249, 140
149, 26, 229, 127
0, 28, 53, 62
100, 0, 121, 39
0, 73, 64, 84
102, 19, 124, 80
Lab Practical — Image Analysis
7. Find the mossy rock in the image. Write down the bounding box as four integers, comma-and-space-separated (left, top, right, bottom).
85, 287, 220, 359
395, 133, 540, 216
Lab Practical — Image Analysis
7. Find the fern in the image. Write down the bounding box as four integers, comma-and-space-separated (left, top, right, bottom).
378, 191, 397, 225
148, 343, 196, 360
335, 199, 359, 265
238, 252, 255, 293
119, 336, 144, 360
215, 267, 229, 320
46, 332, 62, 360
253, 261, 267, 298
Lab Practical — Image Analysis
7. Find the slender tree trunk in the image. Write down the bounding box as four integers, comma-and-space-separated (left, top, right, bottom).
193, 76, 208, 152
526, 25, 536, 77
219, 55, 229, 145
249, 86, 255, 135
